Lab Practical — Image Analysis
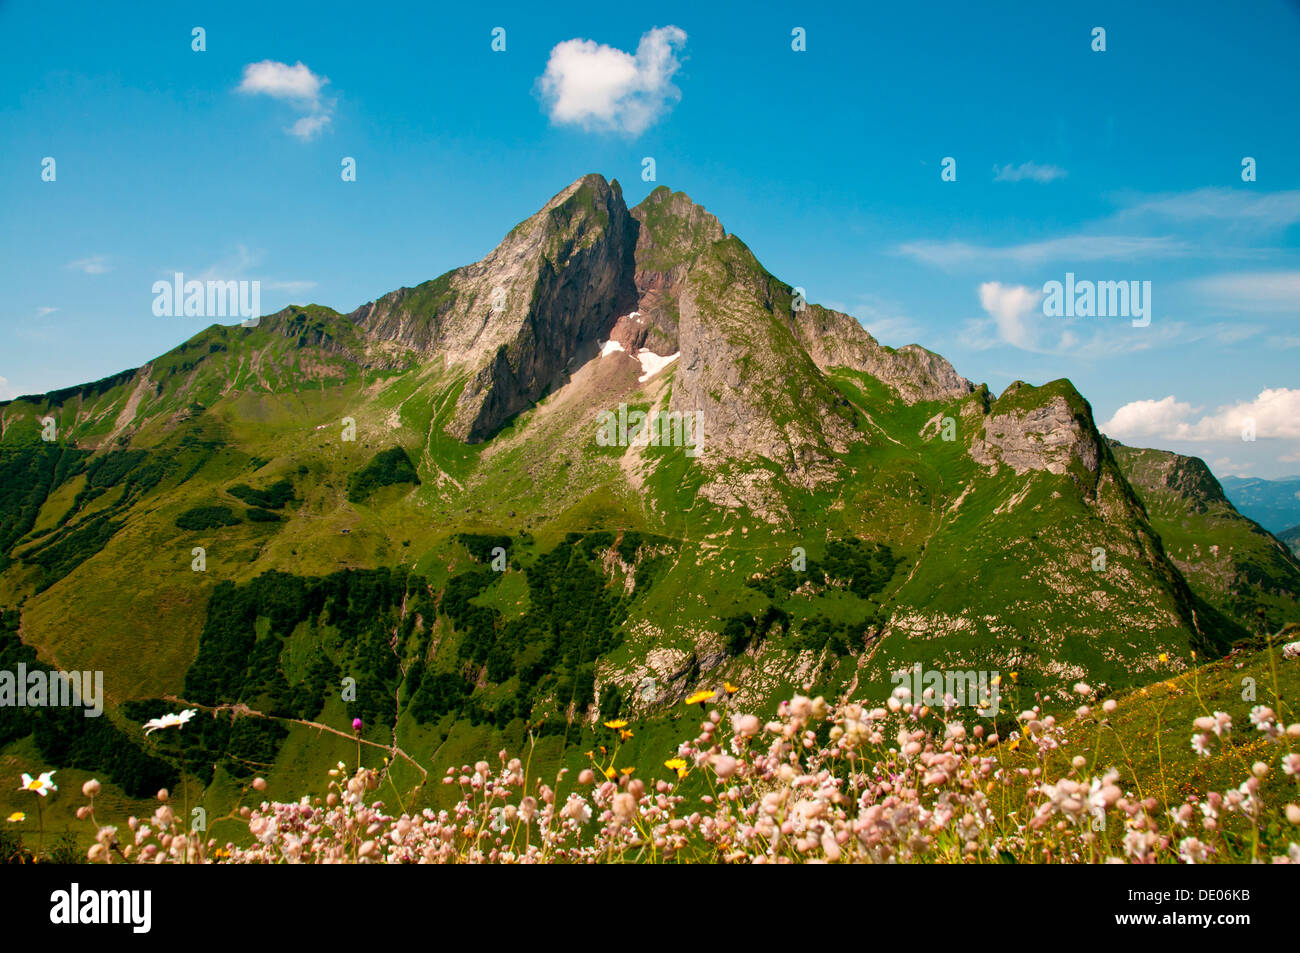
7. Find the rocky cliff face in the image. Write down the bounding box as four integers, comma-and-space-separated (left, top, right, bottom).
970, 381, 1101, 483
347, 174, 639, 441
793, 305, 973, 404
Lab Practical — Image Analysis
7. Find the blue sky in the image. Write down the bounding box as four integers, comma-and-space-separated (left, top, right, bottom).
2, 0, 1298, 475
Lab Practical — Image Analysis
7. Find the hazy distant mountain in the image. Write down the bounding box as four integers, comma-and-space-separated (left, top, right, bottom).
1219, 476, 1300, 535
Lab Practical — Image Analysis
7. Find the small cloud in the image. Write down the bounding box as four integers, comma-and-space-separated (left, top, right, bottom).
977, 282, 1044, 351
237, 60, 334, 140
0, 376, 15, 401
66, 256, 110, 275
35, 307, 57, 317
963, 281, 1183, 357
288, 114, 331, 139
538, 26, 687, 136
238, 60, 325, 102
993, 161, 1067, 183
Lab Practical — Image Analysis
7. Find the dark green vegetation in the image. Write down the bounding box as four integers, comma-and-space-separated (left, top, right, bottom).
0, 609, 176, 798
346, 447, 420, 502
0, 444, 193, 591
0, 445, 90, 572
228, 479, 295, 510
176, 506, 241, 530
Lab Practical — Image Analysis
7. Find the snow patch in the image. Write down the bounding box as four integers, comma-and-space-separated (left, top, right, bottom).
600, 340, 626, 357
636, 350, 679, 382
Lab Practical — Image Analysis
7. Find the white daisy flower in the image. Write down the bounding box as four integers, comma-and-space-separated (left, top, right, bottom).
143, 708, 198, 734
19, 771, 57, 797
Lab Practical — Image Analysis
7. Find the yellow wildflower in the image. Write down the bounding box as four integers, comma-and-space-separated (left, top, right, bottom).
664, 758, 688, 779
685, 690, 717, 706
604, 719, 628, 730
6, 812, 24, 823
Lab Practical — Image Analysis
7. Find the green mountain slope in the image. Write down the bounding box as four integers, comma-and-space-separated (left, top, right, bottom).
1, 174, 1293, 822
1109, 439, 1300, 633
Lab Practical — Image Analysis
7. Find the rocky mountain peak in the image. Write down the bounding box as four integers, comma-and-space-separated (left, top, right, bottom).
969, 379, 1103, 482
348, 174, 638, 441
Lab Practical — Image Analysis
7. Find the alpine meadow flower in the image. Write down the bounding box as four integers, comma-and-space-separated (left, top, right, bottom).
143, 709, 197, 735
19, 771, 57, 796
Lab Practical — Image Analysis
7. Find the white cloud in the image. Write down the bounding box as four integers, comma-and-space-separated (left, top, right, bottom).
66, 255, 110, 275
538, 26, 687, 135
1118, 187, 1300, 229
237, 61, 334, 140
899, 235, 1188, 269
1192, 271, 1300, 314
287, 114, 331, 139
977, 282, 1044, 350
238, 60, 325, 102
35, 307, 57, 317
1101, 388, 1300, 441
993, 161, 1066, 183
962, 281, 1184, 357
0, 376, 15, 401
1101, 396, 1197, 440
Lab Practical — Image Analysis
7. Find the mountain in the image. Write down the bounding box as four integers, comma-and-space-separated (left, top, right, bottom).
0, 174, 1290, 815
1219, 475, 1300, 534
1281, 525, 1300, 558
1108, 440, 1300, 632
